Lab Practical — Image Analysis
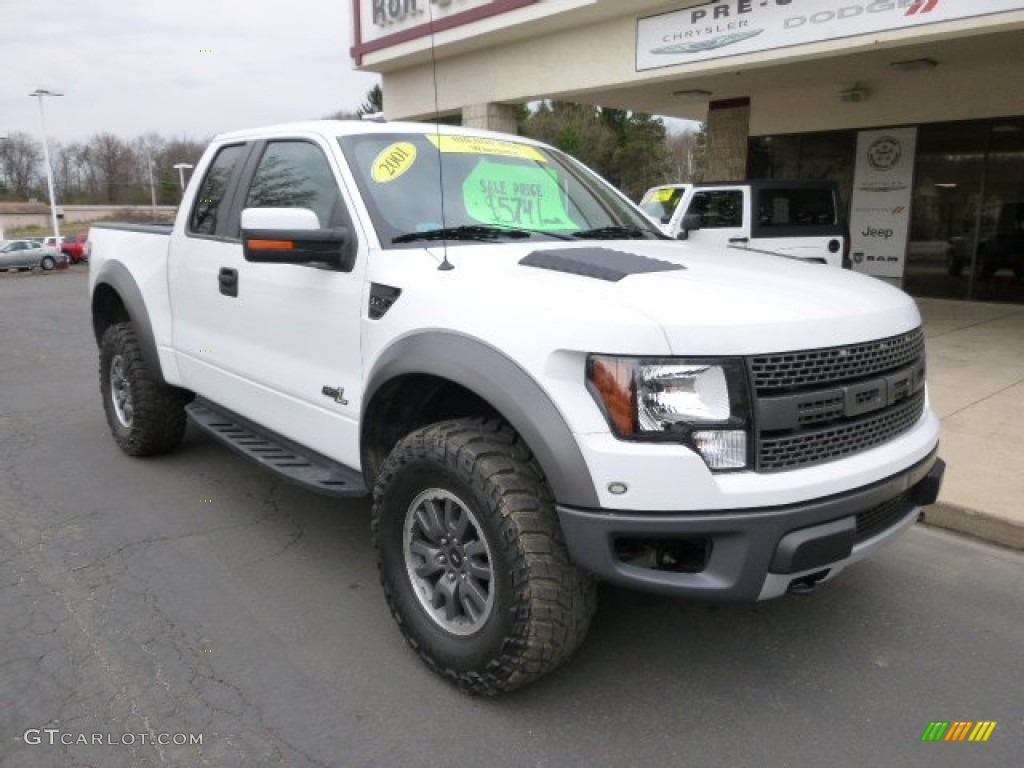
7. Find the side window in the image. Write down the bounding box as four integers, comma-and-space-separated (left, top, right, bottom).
189, 144, 246, 236
244, 141, 340, 227
688, 190, 743, 228
758, 188, 837, 227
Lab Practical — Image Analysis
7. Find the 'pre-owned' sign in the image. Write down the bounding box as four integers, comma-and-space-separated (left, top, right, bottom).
637, 0, 1023, 71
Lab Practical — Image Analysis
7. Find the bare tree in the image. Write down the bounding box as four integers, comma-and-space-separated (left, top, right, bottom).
88, 133, 135, 203
665, 128, 704, 184
132, 133, 167, 205
0, 132, 41, 198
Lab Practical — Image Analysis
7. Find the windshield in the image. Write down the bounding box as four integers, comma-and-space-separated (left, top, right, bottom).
639, 187, 685, 224
338, 132, 663, 248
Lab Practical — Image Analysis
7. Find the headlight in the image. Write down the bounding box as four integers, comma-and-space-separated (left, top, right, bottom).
586, 355, 751, 470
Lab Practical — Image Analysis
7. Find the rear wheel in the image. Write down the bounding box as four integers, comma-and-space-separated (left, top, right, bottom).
372, 418, 596, 695
99, 322, 191, 456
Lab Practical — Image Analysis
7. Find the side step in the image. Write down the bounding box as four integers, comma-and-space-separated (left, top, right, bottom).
186, 399, 368, 498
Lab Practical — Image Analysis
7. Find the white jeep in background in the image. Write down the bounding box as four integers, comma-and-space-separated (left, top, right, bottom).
641, 180, 849, 267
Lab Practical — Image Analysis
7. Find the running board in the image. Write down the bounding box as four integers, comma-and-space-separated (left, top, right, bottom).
186, 399, 368, 498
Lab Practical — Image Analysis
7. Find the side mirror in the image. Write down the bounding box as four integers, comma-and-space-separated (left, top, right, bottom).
241, 208, 354, 271
681, 212, 703, 232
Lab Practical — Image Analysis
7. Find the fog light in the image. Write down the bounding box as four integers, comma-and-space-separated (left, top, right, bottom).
693, 430, 747, 470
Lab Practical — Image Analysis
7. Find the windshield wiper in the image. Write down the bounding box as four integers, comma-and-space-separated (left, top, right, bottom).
571, 225, 664, 240
392, 225, 534, 244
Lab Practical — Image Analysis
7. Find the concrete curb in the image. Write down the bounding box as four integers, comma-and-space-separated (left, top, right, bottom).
921, 502, 1024, 552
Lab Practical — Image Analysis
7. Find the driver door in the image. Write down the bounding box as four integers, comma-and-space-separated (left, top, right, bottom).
170, 136, 366, 468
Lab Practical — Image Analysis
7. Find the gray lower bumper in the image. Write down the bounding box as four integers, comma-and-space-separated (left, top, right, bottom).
557, 452, 944, 601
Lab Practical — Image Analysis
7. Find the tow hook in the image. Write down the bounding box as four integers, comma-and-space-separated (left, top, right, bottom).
787, 570, 830, 596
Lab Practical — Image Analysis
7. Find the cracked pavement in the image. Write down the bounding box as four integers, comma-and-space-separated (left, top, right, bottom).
1, 268, 1022, 767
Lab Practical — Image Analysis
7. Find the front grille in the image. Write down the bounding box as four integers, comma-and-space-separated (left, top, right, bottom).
750, 328, 924, 395
855, 492, 915, 544
751, 327, 927, 472
797, 394, 845, 426
758, 391, 925, 471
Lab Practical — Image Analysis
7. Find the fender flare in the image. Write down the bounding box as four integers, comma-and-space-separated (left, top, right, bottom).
91, 260, 166, 385
364, 332, 600, 508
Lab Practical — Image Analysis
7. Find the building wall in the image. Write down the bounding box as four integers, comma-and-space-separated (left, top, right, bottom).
374, 4, 1024, 130
750, 60, 1024, 137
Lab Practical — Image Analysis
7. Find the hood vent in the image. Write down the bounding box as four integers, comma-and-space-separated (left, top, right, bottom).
519, 248, 684, 282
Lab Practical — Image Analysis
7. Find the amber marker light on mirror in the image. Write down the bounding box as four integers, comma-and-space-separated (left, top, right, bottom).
247, 239, 295, 250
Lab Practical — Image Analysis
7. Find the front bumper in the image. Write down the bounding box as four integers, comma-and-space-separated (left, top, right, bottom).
557, 451, 944, 601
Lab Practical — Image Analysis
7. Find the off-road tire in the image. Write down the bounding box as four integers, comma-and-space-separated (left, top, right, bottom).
372, 417, 596, 695
99, 322, 191, 456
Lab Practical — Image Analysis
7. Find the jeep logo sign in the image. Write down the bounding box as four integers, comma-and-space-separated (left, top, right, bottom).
637, 0, 1022, 70
862, 227, 895, 239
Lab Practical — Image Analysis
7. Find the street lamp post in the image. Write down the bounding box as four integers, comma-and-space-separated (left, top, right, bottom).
0, 136, 7, 240
173, 163, 193, 193
29, 88, 63, 248
147, 156, 157, 218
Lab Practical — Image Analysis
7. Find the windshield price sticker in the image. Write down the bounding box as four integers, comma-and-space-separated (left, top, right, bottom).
463, 162, 577, 231
372, 142, 418, 183
426, 135, 547, 163
644, 188, 675, 204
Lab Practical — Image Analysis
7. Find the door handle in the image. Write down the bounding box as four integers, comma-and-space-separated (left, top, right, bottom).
218, 267, 238, 297
728, 237, 749, 244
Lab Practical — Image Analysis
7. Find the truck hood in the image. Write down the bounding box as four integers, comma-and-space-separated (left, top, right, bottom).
415, 240, 921, 356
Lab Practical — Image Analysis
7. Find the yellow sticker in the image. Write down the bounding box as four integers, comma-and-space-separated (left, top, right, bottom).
372, 142, 418, 183
426, 135, 547, 163
643, 188, 675, 204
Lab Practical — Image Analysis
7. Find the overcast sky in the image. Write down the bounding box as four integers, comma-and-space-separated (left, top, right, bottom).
2, 0, 381, 145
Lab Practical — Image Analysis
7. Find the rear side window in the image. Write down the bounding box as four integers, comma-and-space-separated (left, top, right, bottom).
189, 144, 246, 236
688, 190, 743, 228
757, 188, 837, 227
244, 141, 340, 227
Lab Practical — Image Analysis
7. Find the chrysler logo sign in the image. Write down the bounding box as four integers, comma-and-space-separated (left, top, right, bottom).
867, 136, 902, 172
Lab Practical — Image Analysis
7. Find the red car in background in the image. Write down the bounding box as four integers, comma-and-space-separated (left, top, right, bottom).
61, 234, 88, 263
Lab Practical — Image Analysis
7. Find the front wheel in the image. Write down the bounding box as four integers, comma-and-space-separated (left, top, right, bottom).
372, 418, 596, 695
99, 322, 192, 456
40, 255, 55, 271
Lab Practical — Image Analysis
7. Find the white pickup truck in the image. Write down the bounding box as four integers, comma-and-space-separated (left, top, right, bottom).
89, 120, 943, 694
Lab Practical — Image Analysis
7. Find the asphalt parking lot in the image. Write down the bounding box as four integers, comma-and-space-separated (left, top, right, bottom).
2, 267, 1022, 768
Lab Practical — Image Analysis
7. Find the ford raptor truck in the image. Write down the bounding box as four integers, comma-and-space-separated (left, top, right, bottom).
88, 120, 944, 694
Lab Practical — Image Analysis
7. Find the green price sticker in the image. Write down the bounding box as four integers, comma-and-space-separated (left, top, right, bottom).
463, 161, 578, 231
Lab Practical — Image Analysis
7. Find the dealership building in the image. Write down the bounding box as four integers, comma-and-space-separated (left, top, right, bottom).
352, 0, 1024, 303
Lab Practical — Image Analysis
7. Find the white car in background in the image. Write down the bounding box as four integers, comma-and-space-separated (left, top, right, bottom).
0, 239, 66, 271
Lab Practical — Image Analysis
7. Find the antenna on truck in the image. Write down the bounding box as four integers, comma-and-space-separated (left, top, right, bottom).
427, 1, 454, 271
